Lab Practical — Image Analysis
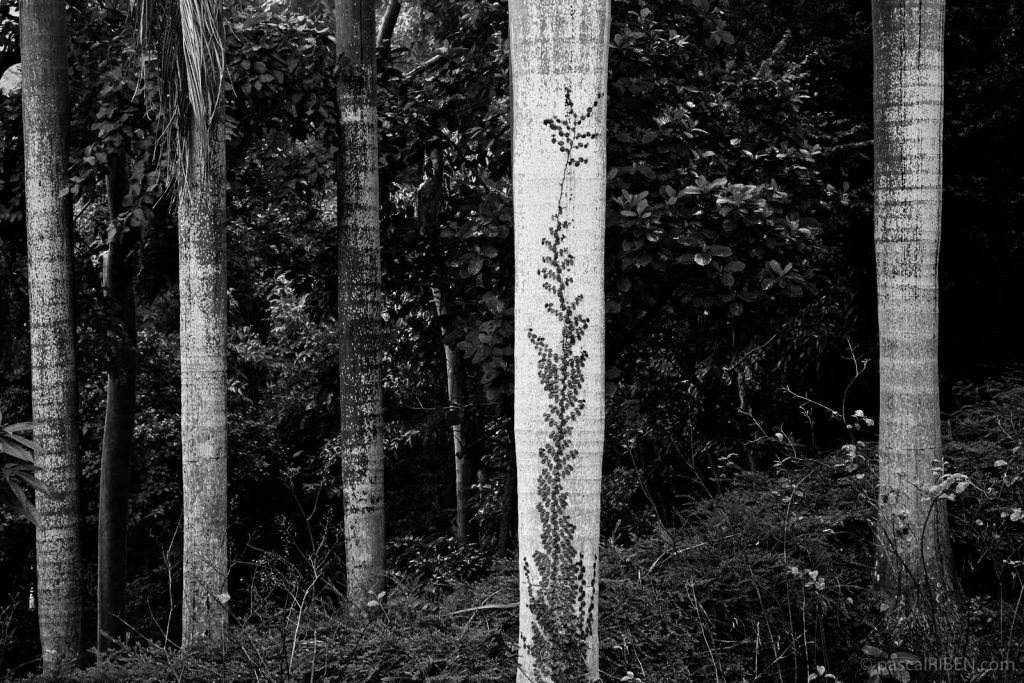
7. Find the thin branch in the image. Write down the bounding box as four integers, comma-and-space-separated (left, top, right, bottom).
444, 602, 516, 616
404, 53, 446, 79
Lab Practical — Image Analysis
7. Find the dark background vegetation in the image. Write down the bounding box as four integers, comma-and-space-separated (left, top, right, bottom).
1, 0, 1022, 680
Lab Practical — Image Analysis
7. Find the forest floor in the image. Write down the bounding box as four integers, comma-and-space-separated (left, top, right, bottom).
19, 378, 1024, 682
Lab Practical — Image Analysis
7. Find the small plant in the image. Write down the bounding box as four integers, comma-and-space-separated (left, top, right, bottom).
0, 412, 49, 526
807, 664, 842, 682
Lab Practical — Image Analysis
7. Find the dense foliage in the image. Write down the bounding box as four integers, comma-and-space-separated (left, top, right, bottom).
1, 0, 1022, 678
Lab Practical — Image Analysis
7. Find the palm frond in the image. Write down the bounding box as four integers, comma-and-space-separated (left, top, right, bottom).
177, 0, 225, 165
130, 0, 224, 187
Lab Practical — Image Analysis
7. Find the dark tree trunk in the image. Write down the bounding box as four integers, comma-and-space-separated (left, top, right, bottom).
496, 427, 516, 558
97, 156, 138, 654
418, 147, 481, 545
431, 287, 480, 545
376, 0, 401, 58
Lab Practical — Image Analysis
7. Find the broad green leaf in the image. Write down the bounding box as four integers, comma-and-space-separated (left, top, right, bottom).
2, 465, 41, 526
3, 431, 37, 453
5, 421, 40, 434
0, 438, 34, 463
12, 470, 51, 496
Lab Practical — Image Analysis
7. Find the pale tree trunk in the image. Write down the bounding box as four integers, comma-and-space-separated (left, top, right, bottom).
178, 113, 228, 645
509, 0, 609, 679
336, 0, 385, 611
98, 156, 138, 654
873, 0, 962, 654
20, 0, 83, 671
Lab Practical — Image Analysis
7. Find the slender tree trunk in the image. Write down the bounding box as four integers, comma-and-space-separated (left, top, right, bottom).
336, 0, 385, 611
178, 113, 228, 646
431, 287, 479, 545
20, 0, 83, 672
97, 156, 138, 654
872, 0, 962, 655
375, 0, 401, 59
418, 147, 480, 545
496, 427, 516, 558
496, 74, 517, 563
509, 0, 609, 679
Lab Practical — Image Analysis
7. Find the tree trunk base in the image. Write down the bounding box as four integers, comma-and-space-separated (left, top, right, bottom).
876, 589, 970, 682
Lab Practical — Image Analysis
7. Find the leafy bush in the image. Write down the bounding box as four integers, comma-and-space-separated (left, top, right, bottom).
388, 535, 493, 588
945, 373, 1024, 601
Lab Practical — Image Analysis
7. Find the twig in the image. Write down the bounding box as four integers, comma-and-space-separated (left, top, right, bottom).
647, 536, 738, 575
444, 602, 516, 616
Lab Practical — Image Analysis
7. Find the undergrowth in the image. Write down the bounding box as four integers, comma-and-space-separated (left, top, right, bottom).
9, 375, 1024, 682
15, 459, 881, 682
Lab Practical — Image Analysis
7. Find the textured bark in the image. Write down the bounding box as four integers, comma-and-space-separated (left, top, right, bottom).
872, 0, 962, 654
509, 0, 609, 679
179, 114, 228, 646
336, 0, 385, 611
20, 0, 84, 672
98, 157, 138, 654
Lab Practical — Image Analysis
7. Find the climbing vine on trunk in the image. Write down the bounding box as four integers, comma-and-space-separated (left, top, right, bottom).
522, 87, 601, 682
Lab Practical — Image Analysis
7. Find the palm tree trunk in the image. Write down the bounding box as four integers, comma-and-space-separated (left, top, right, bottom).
98, 156, 138, 654
336, 0, 385, 611
20, 0, 83, 671
872, 0, 962, 653
178, 113, 228, 646
509, 0, 610, 679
